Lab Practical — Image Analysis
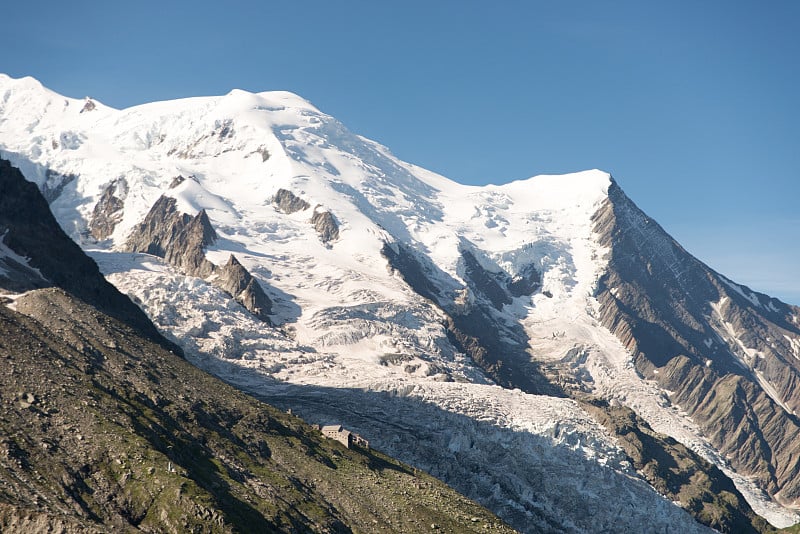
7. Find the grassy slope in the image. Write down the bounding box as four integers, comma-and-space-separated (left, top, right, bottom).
0, 288, 514, 533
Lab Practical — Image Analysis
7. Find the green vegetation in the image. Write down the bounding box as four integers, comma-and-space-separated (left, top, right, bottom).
0, 288, 514, 533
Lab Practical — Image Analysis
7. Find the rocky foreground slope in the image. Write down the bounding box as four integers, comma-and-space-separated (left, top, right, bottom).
0, 288, 511, 533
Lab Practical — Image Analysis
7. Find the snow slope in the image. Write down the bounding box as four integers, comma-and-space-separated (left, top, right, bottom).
1, 73, 796, 530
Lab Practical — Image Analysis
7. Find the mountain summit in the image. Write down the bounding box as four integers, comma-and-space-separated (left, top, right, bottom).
2, 73, 799, 532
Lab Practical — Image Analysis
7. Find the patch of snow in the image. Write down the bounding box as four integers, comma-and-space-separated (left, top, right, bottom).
711, 299, 755, 366
755, 370, 795, 415
720, 275, 762, 308
0, 292, 25, 311
0, 230, 47, 282
786, 335, 800, 360
710, 299, 795, 418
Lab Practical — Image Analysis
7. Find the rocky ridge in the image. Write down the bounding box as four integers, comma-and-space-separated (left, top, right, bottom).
592, 180, 800, 504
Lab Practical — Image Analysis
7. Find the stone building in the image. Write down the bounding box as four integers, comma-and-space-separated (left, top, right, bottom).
320, 424, 369, 449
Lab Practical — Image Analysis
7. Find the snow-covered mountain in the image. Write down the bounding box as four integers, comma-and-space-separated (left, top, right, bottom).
0, 157, 520, 533
2, 73, 799, 532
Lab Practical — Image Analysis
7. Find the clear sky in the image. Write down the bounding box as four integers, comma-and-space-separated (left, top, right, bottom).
2, 1, 798, 304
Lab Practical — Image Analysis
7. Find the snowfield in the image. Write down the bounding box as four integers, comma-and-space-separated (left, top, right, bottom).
3, 73, 798, 530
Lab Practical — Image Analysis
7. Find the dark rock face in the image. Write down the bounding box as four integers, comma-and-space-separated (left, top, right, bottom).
126, 195, 272, 321
658, 356, 800, 497
459, 244, 541, 308
382, 242, 560, 396
311, 209, 339, 243
273, 188, 310, 214
80, 98, 96, 113
443, 310, 560, 396
0, 158, 173, 350
592, 178, 800, 504
452, 247, 551, 390
460, 249, 512, 310
126, 195, 217, 278
508, 263, 542, 297
381, 242, 441, 302
89, 179, 126, 240
169, 174, 186, 188
216, 255, 273, 323
40, 168, 76, 203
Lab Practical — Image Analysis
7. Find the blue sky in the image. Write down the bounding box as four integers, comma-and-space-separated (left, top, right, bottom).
3, 1, 798, 304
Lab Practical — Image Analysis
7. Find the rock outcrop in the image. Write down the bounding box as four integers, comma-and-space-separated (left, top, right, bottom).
215, 255, 273, 322
79, 97, 96, 113
40, 168, 76, 203
168, 174, 186, 188
272, 189, 339, 245
126, 195, 272, 321
311, 208, 339, 244
273, 188, 310, 214
582, 399, 772, 534
458, 246, 542, 305
126, 195, 217, 277
89, 178, 126, 240
460, 248, 512, 310
507, 263, 542, 297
